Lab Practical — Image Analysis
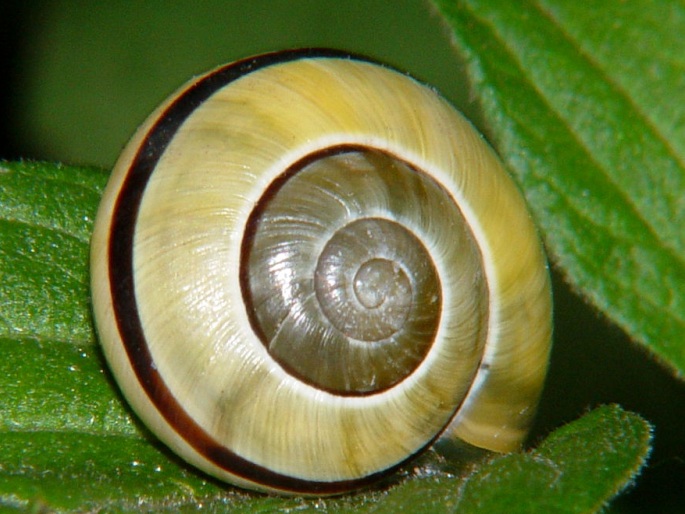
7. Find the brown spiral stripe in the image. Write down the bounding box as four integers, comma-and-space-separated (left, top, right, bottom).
107, 48, 440, 494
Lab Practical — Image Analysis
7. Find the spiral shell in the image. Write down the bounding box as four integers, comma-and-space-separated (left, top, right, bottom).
90, 49, 552, 495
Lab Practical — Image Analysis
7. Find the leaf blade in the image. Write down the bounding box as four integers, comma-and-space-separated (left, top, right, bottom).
455, 405, 652, 513
368, 405, 651, 514
431, 0, 685, 375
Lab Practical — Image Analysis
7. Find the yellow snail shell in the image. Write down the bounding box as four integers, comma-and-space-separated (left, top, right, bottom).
90, 49, 552, 495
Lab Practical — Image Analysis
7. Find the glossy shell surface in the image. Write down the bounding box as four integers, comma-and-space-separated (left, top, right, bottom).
90, 49, 552, 495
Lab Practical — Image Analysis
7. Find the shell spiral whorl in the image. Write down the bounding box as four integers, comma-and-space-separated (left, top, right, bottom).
242, 147, 482, 395
90, 49, 552, 495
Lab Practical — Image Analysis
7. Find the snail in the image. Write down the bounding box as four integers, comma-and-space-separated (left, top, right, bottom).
90, 48, 552, 495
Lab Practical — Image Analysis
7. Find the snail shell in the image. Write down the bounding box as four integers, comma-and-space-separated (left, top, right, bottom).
90, 49, 552, 495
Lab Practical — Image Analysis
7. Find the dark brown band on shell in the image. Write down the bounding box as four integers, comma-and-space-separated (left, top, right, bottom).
106, 48, 442, 494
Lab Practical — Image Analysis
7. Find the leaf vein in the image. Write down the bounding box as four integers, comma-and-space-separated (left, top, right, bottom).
464, 1, 685, 272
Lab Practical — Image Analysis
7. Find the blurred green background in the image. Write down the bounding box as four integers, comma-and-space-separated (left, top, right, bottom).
1, 1, 684, 511
0, 0, 470, 167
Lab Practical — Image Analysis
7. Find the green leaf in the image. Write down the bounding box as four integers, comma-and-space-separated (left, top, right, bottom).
454, 404, 652, 513
0, 161, 653, 512
431, 0, 685, 376
373, 405, 651, 514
